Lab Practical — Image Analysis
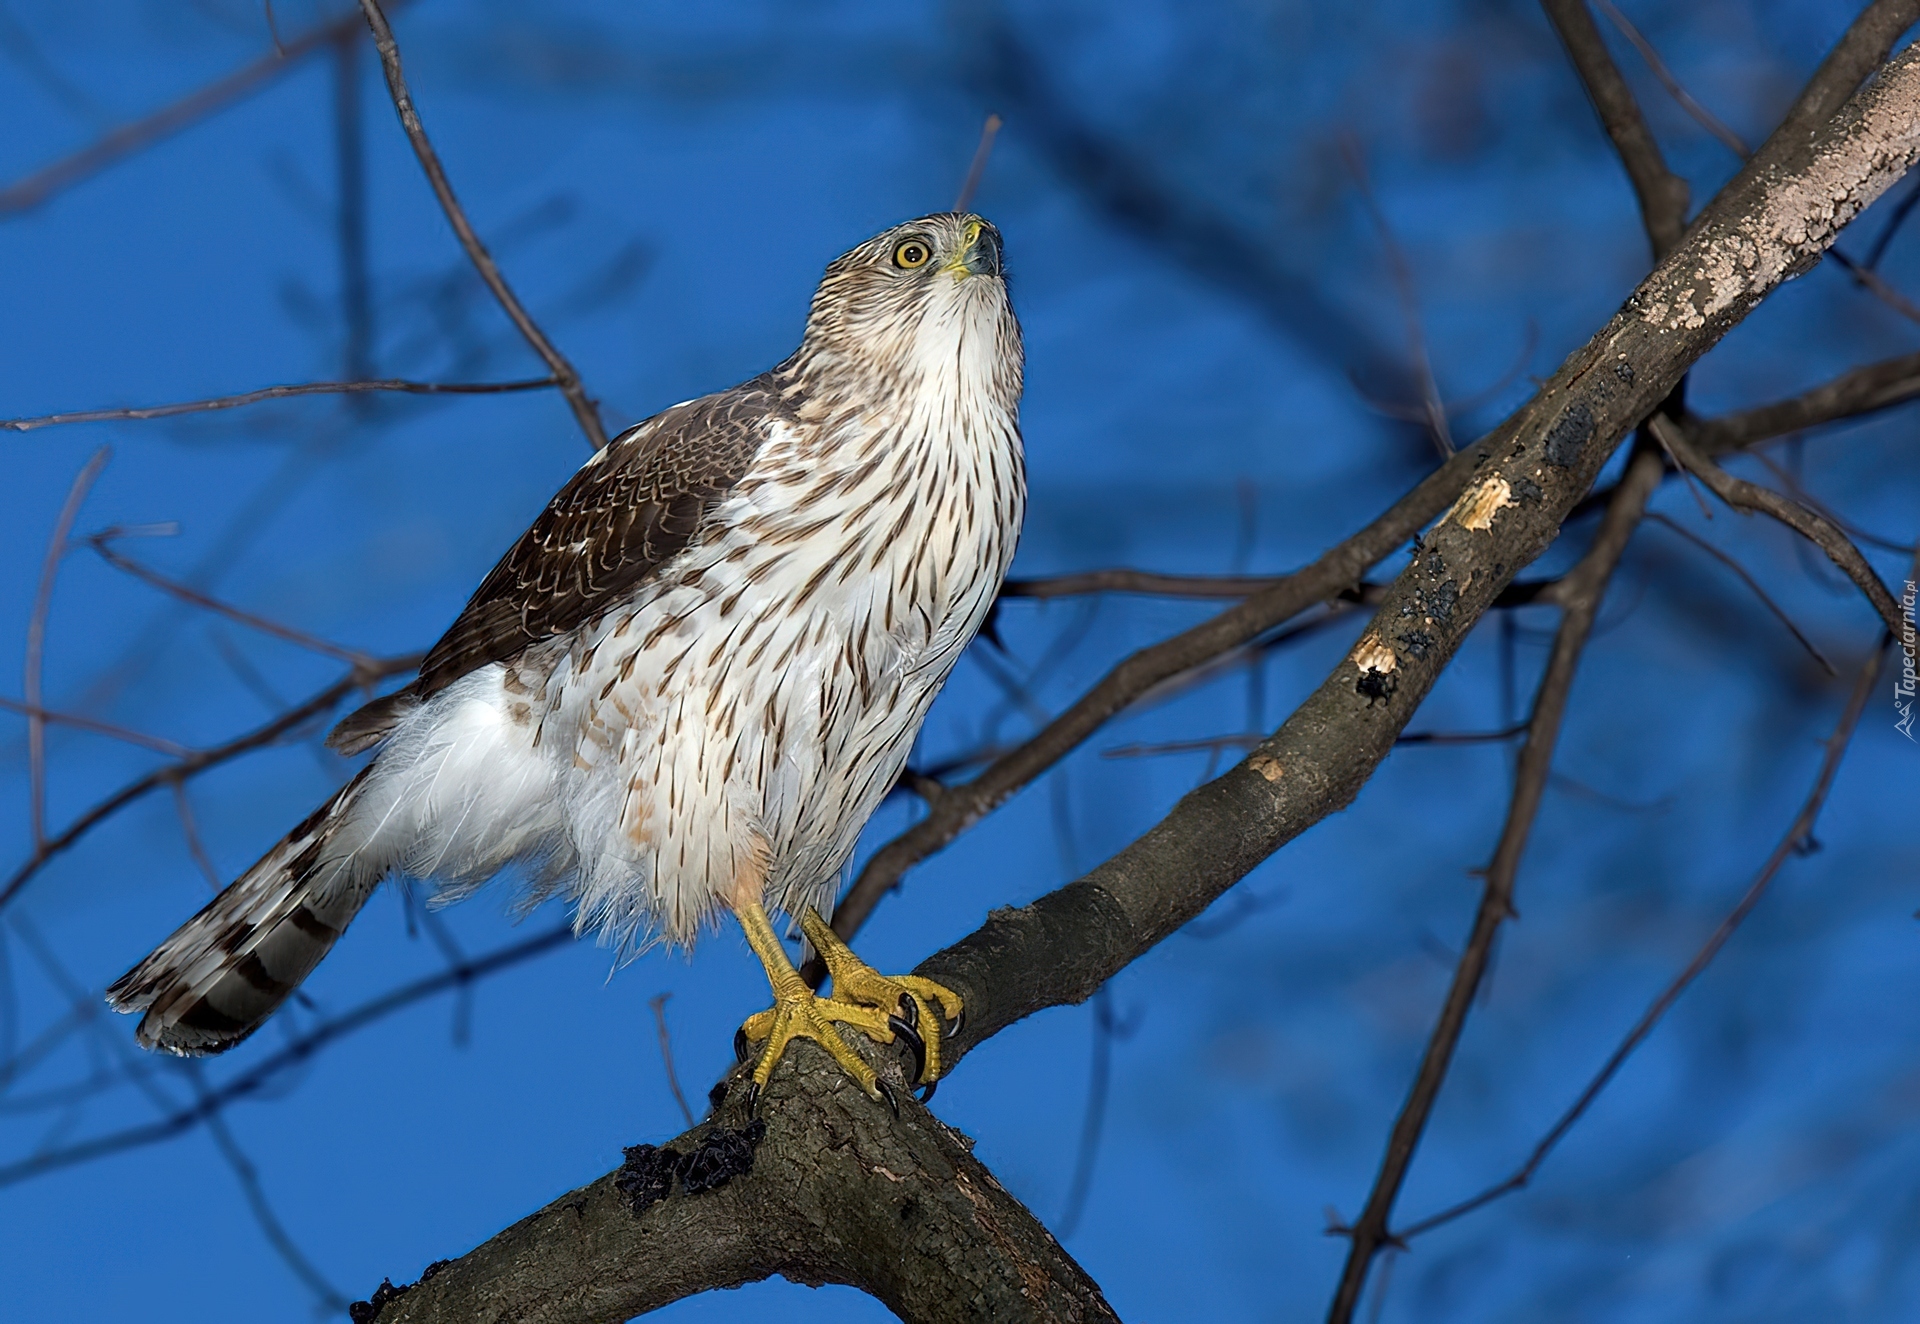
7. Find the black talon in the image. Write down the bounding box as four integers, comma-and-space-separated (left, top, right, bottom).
915, 1077, 939, 1104
875, 1079, 900, 1117
733, 1027, 752, 1064
743, 1081, 761, 1117
947, 1006, 963, 1040
895, 993, 919, 1029
889, 1013, 928, 1083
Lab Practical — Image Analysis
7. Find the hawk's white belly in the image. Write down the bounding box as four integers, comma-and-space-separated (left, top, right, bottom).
347, 410, 1023, 952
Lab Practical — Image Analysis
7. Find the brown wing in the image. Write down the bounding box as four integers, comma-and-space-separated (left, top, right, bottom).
326, 375, 781, 753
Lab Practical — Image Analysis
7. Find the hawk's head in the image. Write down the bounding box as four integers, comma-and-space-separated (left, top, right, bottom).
792, 213, 1022, 414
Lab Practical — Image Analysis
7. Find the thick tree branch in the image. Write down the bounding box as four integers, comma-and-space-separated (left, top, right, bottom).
356, 0, 608, 450
369, 1052, 1118, 1324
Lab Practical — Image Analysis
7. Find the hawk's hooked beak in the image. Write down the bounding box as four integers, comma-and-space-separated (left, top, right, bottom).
949, 218, 1003, 279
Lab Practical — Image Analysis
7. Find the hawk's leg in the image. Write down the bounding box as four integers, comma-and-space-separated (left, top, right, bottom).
730, 897, 900, 1108
799, 907, 962, 1094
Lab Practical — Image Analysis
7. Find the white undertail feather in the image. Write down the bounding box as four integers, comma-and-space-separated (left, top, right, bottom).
109, 211, 1023, 1050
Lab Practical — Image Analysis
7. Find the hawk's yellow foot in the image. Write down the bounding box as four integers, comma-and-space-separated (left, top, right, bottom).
800, 907, 962, 1097
731, 899, 916, 1111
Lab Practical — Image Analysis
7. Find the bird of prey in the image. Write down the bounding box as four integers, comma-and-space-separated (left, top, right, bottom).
108, 213, 1023, 1106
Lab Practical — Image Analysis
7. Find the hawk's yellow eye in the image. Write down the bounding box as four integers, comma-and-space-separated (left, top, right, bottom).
893, 239, 932, 269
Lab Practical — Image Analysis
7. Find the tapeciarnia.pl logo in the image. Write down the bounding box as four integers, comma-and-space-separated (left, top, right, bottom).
1897, 579, 1916, 741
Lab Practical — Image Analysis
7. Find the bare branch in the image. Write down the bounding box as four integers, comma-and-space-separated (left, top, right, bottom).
0, 653, 422, 915
910, 24, 1920, 1090
1691, 348, 1920, 450
953, 113, 1003, 212
356, 0, 607, 449
1645, 512, 1836, 674
0, 695, 188, 757
1655, 415, 1903, 635
25, 448, 109, 849
1, 376, 559, 433
1326, 446, 1665, 1323
648, 993, 696, 1129
365, 1050, 1119, 1324
1592, 0, 1752, 157
0, 923, 572, 1189
832, 434, 1498, 945
89, 533, 369, 664
0, 4, 404, 215
1541, 0, 1690, 257
337, 39, 1920, 1321
1400, 635, 1889, 1239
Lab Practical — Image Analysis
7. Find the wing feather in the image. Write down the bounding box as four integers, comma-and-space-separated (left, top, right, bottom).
326, 374, 781, 752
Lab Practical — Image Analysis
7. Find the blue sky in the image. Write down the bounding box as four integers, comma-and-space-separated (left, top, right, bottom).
2, 2, 1917, 1320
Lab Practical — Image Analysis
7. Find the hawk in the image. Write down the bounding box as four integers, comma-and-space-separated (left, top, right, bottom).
108, 213, 1023, 1106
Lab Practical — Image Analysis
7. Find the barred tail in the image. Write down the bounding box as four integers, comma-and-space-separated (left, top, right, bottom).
106, 771, 380, 1055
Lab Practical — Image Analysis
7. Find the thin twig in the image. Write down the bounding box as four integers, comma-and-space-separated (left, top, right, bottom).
0, 654, 422, 915
1399, 636, 1888, 1239
0, 4, 408, 215
1746, 450, 1914, 554
200, 1096, 351, 1312
1058, 986, 1131, 1238
171, 781, 225, 892
333, 26, 375, 384
1342, 135, 1452, 457
0, 924, 573, 1189
1326, 447, 1665, 1323
262, 0, 287, 58
1690, 348, 1920, 451
954, 113, 1003, 212
1541, 0, 1689, 257
1645, 513, 1836, 674
1592, 0, 1751, 156
1644, 409, 1716, 518
90, 533, 368, 664
1002, 569, 1292, 600
1826, 245, 1920, 325
356, 0, 607, 449
648, 993, 696, 1128
0, 696, 187, 757
1102, 723, 1529, 761
25, 449, 110, 849
831, 436, 1498, 946
1864, 176, 1920, 269
1653, 415, 1903, 635
1, 375, 557, 433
